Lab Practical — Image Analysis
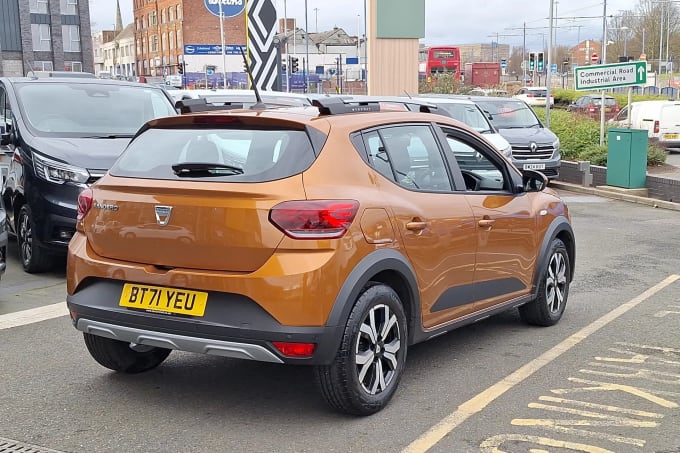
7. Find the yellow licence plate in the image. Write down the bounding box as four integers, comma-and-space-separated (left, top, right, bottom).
664, 133, 679, 139
119, 283, 208, 317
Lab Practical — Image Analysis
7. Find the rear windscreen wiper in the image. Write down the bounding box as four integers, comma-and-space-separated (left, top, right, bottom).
172, 162, 244, 177
82, 134, 135, 139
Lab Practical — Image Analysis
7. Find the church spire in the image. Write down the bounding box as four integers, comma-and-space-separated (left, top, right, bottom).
115, 0, 123, 32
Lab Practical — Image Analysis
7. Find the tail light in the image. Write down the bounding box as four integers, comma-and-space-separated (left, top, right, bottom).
588, 104, 596, 113
527, 94, 535, 98
77, 188, 93, 223
654, 120, 660, 134
269, 200, 359, 239
272, 342, 316, 358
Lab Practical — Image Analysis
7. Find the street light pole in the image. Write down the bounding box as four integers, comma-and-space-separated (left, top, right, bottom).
218, 1, 227, 89
546, 0, 554, 127
600, 0, 608, 146
305, 0, 310, 91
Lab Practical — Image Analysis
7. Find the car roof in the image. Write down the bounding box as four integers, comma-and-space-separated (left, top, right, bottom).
145, 106, 471, 136
2, 76, 157, 89
176, 88, 311, 99
410, 95, 476, 105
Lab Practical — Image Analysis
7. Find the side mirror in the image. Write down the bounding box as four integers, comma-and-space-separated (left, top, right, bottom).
522, 170, 548, 192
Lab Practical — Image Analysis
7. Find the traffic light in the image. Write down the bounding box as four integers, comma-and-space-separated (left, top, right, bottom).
529, 52, 535, 71
537, 52, 545, 72
177, 63, 184, 74
290, 56, 299, 74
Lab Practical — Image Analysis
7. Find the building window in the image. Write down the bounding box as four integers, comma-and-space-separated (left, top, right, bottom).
150, 35, 159, 53
161, 8, 166, 24
62, 25, 81, 52
136, 39, 142, 55
60, 0, 78, 15
176, 29, 182, 48
161, 33, 167, 51
149, 11, 157, 26
177, 5, 182, 20
168, 31, 175, 50
169, 6, 175, 22
65, 61, 83, 72
29, 0, 48, 14
33, 61, 54, 71
31, 24, 52, 51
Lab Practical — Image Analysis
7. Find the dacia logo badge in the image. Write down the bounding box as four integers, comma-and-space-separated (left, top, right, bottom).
155, 206, 173, 226
530, 142, 538, 153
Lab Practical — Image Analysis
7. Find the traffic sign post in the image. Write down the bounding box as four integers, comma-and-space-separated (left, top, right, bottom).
574, 61, 647, 91
591, 53, 599, 64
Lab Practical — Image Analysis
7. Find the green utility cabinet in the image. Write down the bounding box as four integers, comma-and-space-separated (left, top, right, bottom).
606, 128, 648, 189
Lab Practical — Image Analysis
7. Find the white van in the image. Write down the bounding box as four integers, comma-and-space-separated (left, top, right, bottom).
610, 100, 680, 151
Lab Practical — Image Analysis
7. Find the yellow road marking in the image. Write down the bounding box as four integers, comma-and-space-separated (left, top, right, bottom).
402, 274, 680, 453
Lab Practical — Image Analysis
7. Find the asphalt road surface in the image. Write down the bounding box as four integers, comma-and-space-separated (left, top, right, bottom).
1, 190, 679, 453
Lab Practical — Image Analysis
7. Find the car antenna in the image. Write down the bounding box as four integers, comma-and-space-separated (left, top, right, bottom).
403, 90, 413, 99
239, 46, 266, 110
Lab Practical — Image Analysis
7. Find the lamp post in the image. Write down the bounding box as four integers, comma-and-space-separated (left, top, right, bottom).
218, 1, 227, 89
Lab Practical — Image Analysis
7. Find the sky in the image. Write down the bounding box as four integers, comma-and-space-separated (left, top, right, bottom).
89, 0, 640, 50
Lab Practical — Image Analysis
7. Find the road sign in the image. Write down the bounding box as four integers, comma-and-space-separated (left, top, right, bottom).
206, 68, 214, 76
204, 0, 245, 18
500, 59, 507, 70
574, 61, 647, 91
591, 53, 599, 63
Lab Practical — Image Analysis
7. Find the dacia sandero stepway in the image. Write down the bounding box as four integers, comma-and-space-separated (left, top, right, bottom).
67, 98, 575, 415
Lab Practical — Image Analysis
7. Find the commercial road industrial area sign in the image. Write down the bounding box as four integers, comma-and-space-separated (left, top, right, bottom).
574, 61, 647, 91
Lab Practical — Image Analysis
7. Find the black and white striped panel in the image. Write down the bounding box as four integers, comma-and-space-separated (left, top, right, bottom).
247, 0, 278, 91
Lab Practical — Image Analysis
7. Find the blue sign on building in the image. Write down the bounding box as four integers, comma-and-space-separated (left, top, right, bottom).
345, 57, 359, 65
184, 44, 246, 55
204, 0, 246, 18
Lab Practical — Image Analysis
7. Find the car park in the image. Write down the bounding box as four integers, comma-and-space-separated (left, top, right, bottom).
513, 86, 554, 106
609, 100, 680, 151
568, 94, 620, 120
67, 96, 575, 416
466, 96, 561, 179
0, 76, 177, 273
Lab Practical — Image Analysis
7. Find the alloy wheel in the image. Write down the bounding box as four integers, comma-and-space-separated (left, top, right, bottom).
355, 303, 401, 395
545, 251, 568, 314
19, 211, 33, 266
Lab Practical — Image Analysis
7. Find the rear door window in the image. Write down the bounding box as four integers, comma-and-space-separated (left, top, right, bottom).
110, 127, 316, 182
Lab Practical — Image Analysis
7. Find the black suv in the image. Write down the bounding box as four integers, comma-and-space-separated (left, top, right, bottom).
0, 77, 177, 272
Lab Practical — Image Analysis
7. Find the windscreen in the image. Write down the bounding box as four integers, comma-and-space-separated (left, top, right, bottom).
15, 82, 177, 137
437, 103, 493, 133
476, 100, 541, 129
110, 127, 316, 182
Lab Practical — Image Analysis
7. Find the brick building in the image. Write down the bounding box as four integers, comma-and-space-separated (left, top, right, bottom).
570, 40, 603, 66
133, 0, 247, 78
0, 0, 94, 76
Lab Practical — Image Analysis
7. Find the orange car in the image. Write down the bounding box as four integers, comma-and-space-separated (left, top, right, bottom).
67, 98, 575, 415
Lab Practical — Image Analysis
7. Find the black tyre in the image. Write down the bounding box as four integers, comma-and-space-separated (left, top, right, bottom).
17, 204, 54, 273
83, 333, 171, 373
520, 238, 571, 327
315, 284, 408, 416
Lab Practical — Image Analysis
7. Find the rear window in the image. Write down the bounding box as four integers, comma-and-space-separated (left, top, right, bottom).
592, 98, 617, 106
109, 127, 316, 182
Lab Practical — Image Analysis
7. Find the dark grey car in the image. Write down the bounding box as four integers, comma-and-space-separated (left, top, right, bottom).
466, 96, 561, 179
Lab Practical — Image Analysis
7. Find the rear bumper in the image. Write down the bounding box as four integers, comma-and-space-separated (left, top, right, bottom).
67, 279, 344, 365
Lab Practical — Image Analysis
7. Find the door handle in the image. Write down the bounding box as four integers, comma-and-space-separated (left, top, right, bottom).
405, 221, 428, 231
478, 219, 495, 228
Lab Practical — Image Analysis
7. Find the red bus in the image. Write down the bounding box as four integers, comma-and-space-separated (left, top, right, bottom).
419, 46, 461, 80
